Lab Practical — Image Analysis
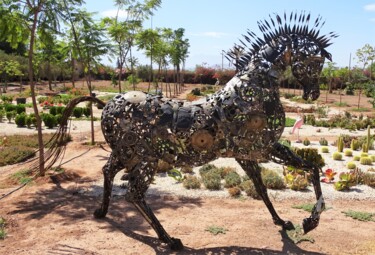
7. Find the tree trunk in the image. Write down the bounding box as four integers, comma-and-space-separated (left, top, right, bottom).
86, 66, 95, 145
48, 61, 52, 91
118, 61, 123, 93
71, 57, 75, 88
29, 5, 45, 176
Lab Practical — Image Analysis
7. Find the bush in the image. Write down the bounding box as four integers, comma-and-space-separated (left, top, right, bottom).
0, 146, 36, 166
72, 107, 83, 118
42, 113, 56, 129
285, 174, 309, 191
25, 115, 33, 128
220, 166, 236, 178
4, 103, 16, 112
15, 113, 27, 127
191, 88, 201, 96
344, 149, 353, 157
240, 180, 260, 199
321, 146, 329, 153
303, 138, 310, 146
353, 155, 361, 161
6, 111, 14, 122
0, 110, 4, 122
261, 168, 285, 189
332, 152, 342, 160
199, 164, 217, 176
202, 171, 222, 190
183, 175, 201, 189
293, 147, 325, 168
224, 171, 242, 188
347, 162, 357, 169
16, 104, 26, 114
319, 137, 328, 146
49, 106, 57, 115
55, 114, 63, 126
181, 165, 193, 174
56, 106, 66, 115
83, 107, 91, 117
227, 187, 241, 197
363, 173, 375, 187
360, 157, 372, 165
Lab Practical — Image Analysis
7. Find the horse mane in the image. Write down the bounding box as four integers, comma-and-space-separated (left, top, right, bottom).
227, 11, 338, 71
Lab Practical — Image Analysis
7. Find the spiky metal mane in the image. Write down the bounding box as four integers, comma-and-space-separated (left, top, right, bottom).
227, 11, 338, 71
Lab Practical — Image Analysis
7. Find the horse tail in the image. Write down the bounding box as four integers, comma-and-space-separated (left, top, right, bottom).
30, 96, 106, 172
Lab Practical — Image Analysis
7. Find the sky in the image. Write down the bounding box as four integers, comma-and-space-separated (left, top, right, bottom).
85, 0, 375, 70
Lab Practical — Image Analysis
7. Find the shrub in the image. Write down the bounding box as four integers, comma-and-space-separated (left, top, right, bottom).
224, 171, 242, 188
16, 104, 26, 114
202, 171, 222, 190
240, 180, 260, 199
319, 137, 328, 146
344, 149, 353, 157
321, 146, 329, 153
302, 138, 310, 146
83, 107, 91, 117
4, 103, 16, 112
25, 115, 33, 128
55, 114, 63, 126
0, 146, 36, 166
49, 106, 57, 115
351, 139, 360, 150
227, 187, 241, 197
15, 113, 27, 127
6, 111, 14, 122
353, 155, 361, 161
285, 174, 309, 191
360, 157, 372, 165
199, 164, 217, 176
347, 162, 356, 169
56, 106, 66, 115
191, 88, 201, 96
332, 152, 342, 160
292, 147, 325, 168
42, 113, 56, 129
0, 110, 4, 122
72, 107, 83, 118
363, 173, 375, 188
220, 166, 236, 178
181, 165, 193, 174
182, 175, 201, 189
261, 168, 285, 189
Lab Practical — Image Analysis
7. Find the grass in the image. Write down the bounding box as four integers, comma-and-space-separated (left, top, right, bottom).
0, 217, 7, 240
11, 169, 34, 184
205, 225, 227, 235
342, 210, 375, 222
286, 224, 314, 244
334, 102, 349, 107
285, 117, 296, 127
292, 203, 315, 213
351, 107, 371, 112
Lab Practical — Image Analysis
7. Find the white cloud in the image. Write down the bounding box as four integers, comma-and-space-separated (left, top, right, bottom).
364, 4, 375, 11
101, 9, 128, 19
191, 32, 229, 38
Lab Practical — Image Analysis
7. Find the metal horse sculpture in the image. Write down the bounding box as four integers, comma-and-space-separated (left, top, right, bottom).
45, 12, 336, 251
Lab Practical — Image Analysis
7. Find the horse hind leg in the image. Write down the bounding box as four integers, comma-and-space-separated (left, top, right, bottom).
239, 160, 294, 230
94, 153, 123, 218
125, 161, 184, 251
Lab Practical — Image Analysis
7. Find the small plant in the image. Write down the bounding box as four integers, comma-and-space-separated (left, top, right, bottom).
15, 113, 27, 127
332, 152, 342, 160
261, 168, 285, 189
16, 104, 26, 114
292, 203, 315, 213
321, 168, 337, 183
202, 171, 222, 190
227, 187, 241, 197
199, 164, 217, 176
334, 172, 355, 191
286, 224, 315, 244
342, 210, 375, 222
302, 138, 310, 146
72, 107, 83, 118
240, 180, 260, 199
224, 171, 242, 188
6, 111, 14, 123
292, 147, 325, 168
321, 146, 329, 153
347, 162, 357, 169
220, 166, 236, 178
370, 155, 375, 162
0, 217, 6, 240
42, 113, 56, 129
319, 137, 328, 146
181, 165, 193, 174
351, 139, 360, 151
11, 169, 33, 184
344, 149, 353, 157
361, 152, 369, 158
337, 136, 344, 152
285, 174, 309, 191
182, 175, 201, 189
363, 172, 375, 188
205, 225, 227, 235
360, 157, 372, 165
353, 155, 361, 161
83, 106, 91, 117
168, 169, 184, 182
49, 106, 57, 115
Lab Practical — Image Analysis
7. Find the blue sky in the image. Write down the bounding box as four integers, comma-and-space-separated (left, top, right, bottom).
85, 0, 375, 69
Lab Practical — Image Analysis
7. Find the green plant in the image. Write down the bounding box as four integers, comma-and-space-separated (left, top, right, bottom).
0, 146, 36, 166
11, 169, 33, 184
279, 139, 291, 147
319, 137, 328, 146
49, 106, 57, 115
342, 210, 375, 222
56, 106, 66, 115
42, 113, 56, 129
353, 155, 361, 161
302, 138, 310, 146
371, 155, 375, 162
334, 172, 355, 191
360, 157, 372, 165
182, 175, 201, 189
321, 168, 337, 183
16, 104, 26, 114
202, 171, 222, 190
0, 217, 6, 240
360, 152, 369, 157
6, 111, 14, 122
25, 115, 33, 128
181, 165, 193, 174
4, 103, 16, 112
344, 149, 353, 157
286, 224, 315, 244
292, 203, 315, 213
321, 146, 329, 153
332, 152, 342, 160
168, 169, 184, 182
83, 107, 91, 117
205, 225, 227, 235
347, 162, 357, 169
199, 164, 217, 176
292, 147, 325, 168
224, 171, 242, 188
0, 110, 4, 122
285, 117, 296, 127
72, 107, 83, 118
240, 180, 260, 199
337, 136, 344, 152
15, 113, 27, 127
220, 167, 236, 178
285, 174, 309, 191
261, 168, 285, 189
351, 138, 360, 150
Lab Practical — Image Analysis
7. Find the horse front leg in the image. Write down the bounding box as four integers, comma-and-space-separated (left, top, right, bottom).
94, 153, 123, 218
238, 160, 294, 230
270, 142, 325, 233
125, 160, 184, 251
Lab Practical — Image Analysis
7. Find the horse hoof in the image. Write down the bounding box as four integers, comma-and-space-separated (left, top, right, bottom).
170, 238, 184, 251
93, 208, 106, 219
283, 221, 295, 231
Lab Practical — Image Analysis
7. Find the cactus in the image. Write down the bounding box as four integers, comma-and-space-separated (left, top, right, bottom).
332, 152, 342, 160
353, 155, 361, 161
319, 137, 328, 146
350, 139, 359, 151
321, 146, 329, 153
344, 149, 353, 157
360, 156, 372, 165
337, 136, 344, 152
347, 162, 356, 169
364, 125, 371, 153
303, 137, 310, 146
